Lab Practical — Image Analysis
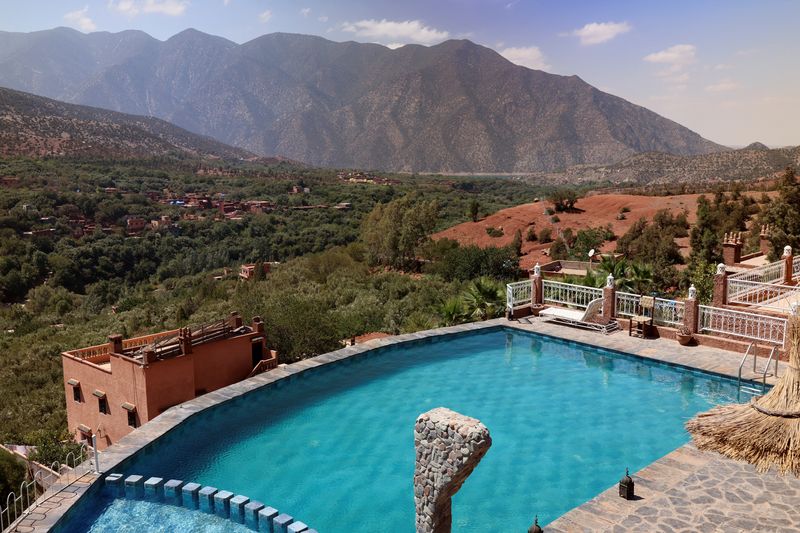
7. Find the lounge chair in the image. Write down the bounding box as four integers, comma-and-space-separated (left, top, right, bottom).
539, 298, 619, 334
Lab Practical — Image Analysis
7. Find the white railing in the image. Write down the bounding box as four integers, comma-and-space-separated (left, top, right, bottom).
728, 279, 800, 311
615, 293, 684, 327
653, 298, 685, 328
0, 443, 88, 531
506, 280, 532, 310
729, 258, 785, 283
1, 479, 37, 531
699, 305, 787, 346
615, 292, 640, 318
542, 280, 603, 310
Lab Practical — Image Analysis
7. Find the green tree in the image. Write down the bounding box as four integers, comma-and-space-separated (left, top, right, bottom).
0, 449, 27, 505
469, 199, 480, 222
547, 189, 579, 212
361, 196, 439, 270
760, 167, 800, 258
511, 229, 523, 257
549, 237, 568, 260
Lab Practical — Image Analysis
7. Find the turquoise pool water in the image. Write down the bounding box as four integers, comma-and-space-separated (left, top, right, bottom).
59, 328, 741, 532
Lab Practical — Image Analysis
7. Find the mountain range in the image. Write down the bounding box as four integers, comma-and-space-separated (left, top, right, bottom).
0, 27, 726, 173
0, 86, 255, 160
522, 142, 800, 186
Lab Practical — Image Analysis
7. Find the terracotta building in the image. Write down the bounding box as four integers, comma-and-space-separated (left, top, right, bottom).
61, 313, 277, 450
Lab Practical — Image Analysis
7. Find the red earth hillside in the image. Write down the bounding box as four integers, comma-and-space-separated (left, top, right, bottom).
433, 192, 771, 271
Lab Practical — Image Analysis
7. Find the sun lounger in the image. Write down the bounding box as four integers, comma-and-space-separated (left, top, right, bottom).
539, 298, 618, 334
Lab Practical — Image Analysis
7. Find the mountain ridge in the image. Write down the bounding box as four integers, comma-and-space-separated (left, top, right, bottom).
0, 28, 727, 172
0, 86, 264, 160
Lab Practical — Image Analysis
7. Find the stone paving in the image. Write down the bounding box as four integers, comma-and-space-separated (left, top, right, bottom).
15, 316, 799, 531
9, 471, 98, 532
547, 443, 800, 532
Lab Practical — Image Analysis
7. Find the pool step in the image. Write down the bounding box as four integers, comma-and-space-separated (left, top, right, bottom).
739, 385, 764, 397
104, 473, 317, 533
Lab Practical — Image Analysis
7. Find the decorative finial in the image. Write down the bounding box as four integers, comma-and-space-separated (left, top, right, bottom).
716, 263, 726, 275
606, 273, 614, 288
534, 263, 541, 276
784, 245, 793, 258
791, 302, 799, 316
688, 284, 697, 300
528, 515, 544, 533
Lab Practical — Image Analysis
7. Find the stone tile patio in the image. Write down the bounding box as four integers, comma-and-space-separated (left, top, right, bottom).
13, 317, 800, 531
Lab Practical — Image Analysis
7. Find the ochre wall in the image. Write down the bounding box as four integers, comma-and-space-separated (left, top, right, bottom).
62, 354, 148, 450
192, 334, 259, 394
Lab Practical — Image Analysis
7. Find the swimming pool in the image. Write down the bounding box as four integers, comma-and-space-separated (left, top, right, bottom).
57, 327, 742, 532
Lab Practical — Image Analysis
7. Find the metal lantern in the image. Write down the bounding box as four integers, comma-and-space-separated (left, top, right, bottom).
619, 468, 635, 500
528, 515, 543, 533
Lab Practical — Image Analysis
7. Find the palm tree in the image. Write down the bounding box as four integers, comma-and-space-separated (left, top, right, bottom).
597, 255, 629, 281
439, 297, 466, 326
626, 262, 654, 295
462, 277, 504, 321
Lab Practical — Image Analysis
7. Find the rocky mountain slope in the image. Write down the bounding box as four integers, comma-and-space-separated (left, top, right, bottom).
522, 144, 800, 186
0, 86, 256, 159
0, 27, 726, 172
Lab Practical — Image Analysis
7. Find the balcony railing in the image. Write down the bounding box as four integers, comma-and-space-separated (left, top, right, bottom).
728, 258, 785, 283
542, 280, 603, 310
506, 280, 532, 311
615, 292, 684, 327
728, 279, 800, 311
699, 305, 787, 346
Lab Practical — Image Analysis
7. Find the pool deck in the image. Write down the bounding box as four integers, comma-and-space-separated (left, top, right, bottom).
15, 317, 800, 531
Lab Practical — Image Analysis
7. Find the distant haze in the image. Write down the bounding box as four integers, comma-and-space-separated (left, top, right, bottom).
0, 28, 725, 172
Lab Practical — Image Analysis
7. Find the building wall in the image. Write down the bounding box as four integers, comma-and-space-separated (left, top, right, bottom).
192, 333, 261, 394
142, 354, 195, 419
62, 331, 266, 450
62, 354, 147, 450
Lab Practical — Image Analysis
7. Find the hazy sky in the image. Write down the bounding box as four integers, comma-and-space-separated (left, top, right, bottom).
2, 0, 799, 147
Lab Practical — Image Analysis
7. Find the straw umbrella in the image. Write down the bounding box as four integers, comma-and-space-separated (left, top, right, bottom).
686, 307, 800, 475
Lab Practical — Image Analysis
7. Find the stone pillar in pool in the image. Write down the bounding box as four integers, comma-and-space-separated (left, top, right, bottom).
413, 407, 492, 533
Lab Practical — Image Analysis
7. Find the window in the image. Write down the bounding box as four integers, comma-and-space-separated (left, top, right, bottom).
67, 379, 81, 402
127, 410, 138, 428
98, 396, 109, 414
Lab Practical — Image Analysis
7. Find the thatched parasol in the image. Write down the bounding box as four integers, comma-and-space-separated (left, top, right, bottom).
686, 309, 800, 475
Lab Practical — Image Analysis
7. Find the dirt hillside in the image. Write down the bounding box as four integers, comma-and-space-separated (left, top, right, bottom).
433, 192, 769, 270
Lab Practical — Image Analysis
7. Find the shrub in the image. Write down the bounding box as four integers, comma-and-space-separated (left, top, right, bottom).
550, 215, 560, 223
486, 226, 504, 238
538, 227, 552, 243
525, 226, 537, 242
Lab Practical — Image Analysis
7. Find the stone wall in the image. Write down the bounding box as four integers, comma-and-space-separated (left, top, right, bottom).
413, 407, 492, 533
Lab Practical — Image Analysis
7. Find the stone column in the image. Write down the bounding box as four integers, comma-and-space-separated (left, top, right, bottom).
722, 232, 742, 265
602, 274, 616, 322
684, 285, 699, 334
179, 327, 193, 355
531, 263, 543, 306
783, 245, 793, 285
759, 225, 771, 255
108, 334, 123, 354
414, 408, 491, 533
712, 263, 728, 307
